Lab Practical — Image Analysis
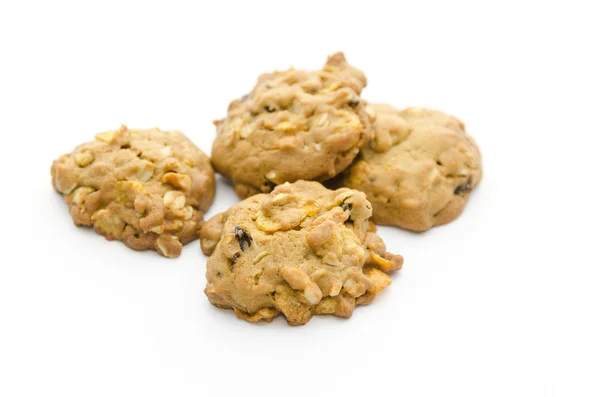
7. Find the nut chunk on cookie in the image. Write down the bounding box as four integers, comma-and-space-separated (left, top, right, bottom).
200, 181, 403, 325
211, 52, 375, 199
341, 105, 483, 232
51, 125, 216, 257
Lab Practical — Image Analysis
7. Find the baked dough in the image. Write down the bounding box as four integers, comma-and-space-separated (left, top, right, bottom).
211, 52, 374, 198
200, 181, 403, 325
341, 105, 482, 231
51, 125, 215, 257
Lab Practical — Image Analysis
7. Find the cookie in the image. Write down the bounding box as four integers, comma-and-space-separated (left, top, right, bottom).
340, 105, 482, 232
200, 180, 403, 325
211, 52, 374, 199
51, 125, 216, 257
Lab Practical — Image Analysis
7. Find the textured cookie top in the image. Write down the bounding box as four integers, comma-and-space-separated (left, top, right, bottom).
211, 52, 374, 198
200, 181, 402, 325
343, 105, 482, 231
51, 125, 215, 257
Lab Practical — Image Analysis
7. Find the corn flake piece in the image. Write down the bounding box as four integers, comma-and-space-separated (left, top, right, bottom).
364, 267, 392, 294
369, 251, 403, 273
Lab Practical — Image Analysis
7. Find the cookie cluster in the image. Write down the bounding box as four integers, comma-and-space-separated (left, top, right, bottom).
51, 52, 481, 325
205, 53, 480, 324
211, 53, 482, 231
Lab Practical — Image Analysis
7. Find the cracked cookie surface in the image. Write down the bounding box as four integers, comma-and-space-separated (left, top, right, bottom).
200, 180, 403, 325
340, 105, 482, 231
211, 52, 374, 199
51, 125, 216, 257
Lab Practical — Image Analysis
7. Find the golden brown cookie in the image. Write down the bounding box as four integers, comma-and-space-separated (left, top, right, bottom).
52, 125, 216, 257
211, 52, 374, 199
340, 105, 482, 231
200, 181, 403, 325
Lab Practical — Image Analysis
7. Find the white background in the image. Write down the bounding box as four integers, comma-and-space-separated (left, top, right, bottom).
1, 1, 598, 396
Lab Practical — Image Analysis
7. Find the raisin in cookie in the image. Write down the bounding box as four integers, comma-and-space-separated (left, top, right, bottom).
340, 105, 482, 232
200, 180, 403, 325
211, 52, 374, 198
51, 125, 216, 257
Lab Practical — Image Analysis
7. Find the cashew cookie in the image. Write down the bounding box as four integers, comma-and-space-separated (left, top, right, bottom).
200, 181, 403, 325
340, 105, 482, 231
211, 52, 374, 198
52, 125, 216, 257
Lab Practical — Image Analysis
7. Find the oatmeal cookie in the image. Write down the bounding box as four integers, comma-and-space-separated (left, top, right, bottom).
200, 181, 403, 325
340, 105, 482, 231
211, 52, 374, 198
51, 125, 215, 257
